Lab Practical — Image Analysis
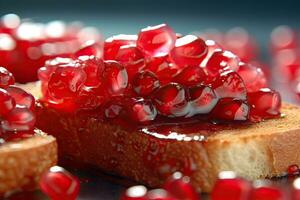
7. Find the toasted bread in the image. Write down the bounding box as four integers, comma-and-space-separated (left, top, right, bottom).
0, 130, 57, 197
32, 100, 300, 193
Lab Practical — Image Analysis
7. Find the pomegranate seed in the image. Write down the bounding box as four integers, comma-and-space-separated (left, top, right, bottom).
121, 185, 147, 200
137, 24, 176, 57
133, 71, 160, 96
127, 98, 157, 123
145, 189, 175, 200
153, 83, 189, 117
206, 50, 240, 77
288, 164, 300, 176
251, 182, 285, 200
39, 57, 75, 82
38, 66, 57, 82
76, 86, 106, 110
76, 56, 104, 87
40, 166, 80, 200
75, 40, 102, 58
104, 34, 137, 60
164, 172, 199, 200
211, 70, 247, 100
0, 88, 15, 117
6, 86, 35, 111
188, 84, 218, 116
0, 67, 15, 88
48, 65, 87, 99
211, 171, 252, 200
248, 88, 281, 121
170, 35, 208, 68
145, 56, 181, 84
200, 39, 223, 67
292, 178, 300, 200
174, 66, 206, 87
237, 62, 267, 92
114, 44, 145, 79
1, 107, 36, 133
103, 60, 128, 95
210, 98, 249, 121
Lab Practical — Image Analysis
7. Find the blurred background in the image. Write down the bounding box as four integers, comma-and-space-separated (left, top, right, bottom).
1, 0, 299, 42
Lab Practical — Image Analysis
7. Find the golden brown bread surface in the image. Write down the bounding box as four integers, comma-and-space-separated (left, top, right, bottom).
34, 102, 300, 193
0, 131, 57, 197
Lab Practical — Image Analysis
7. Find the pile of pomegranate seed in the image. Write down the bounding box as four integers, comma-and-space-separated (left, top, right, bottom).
121, 169, 300, 200
0, 14, 102, 83
120, 172, 199, 200
39, 24, 281, 124
0, 67, 36, 142
40, 166, 80, 200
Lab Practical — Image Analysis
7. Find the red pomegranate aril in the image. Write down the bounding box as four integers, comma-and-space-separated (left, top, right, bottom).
40, 166, 80, 200
0, 88, 15, 117
6, 86, 35, 111
104, 34, 137, 60
48, 65, 87, 99
211, 70, 247, 100
248, 88, 281, 121
75, 40, 102, 58
200, 39, 223, 67
153, 83, 189, 117
1, 107, 36, 133
174, 66, 206, 87
206, 50, 240, 77
188, 84, 218, 116
210, 98, 249, 121
237, 62, 267, 92
292, 178, 300, 200
103, 60, 128, 95
121, 185, 147, 200
115, 44, 145, 79
288, 164, 300, 176
145, 189, 175, 200
170, 35, 208, 68
251, 183, 285, 200
133, 71, 160, 96
127, 98, 157, 123
164, 172, 199, 200
0, 66, 15, 88
145, 56, 181, 84
77, 56, 104, 87
137, 24, 176, 57
211, 171, 252, 200
76, 86, 105, 110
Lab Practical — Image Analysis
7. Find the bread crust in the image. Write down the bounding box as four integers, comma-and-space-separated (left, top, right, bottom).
35, 102, 300, 192
0, 132, 57, 197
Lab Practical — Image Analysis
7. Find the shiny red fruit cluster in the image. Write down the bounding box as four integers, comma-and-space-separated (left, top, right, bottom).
0, 67, 36, 142
40, 166, 80, 200
121, 172, 199, 200
40, 24, 281, 124
0, 14, 102, 83
121, 170, 300, 200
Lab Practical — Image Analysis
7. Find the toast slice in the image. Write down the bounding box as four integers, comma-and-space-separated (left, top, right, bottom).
34, 100, 300, 193
0, 130, 57, 197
